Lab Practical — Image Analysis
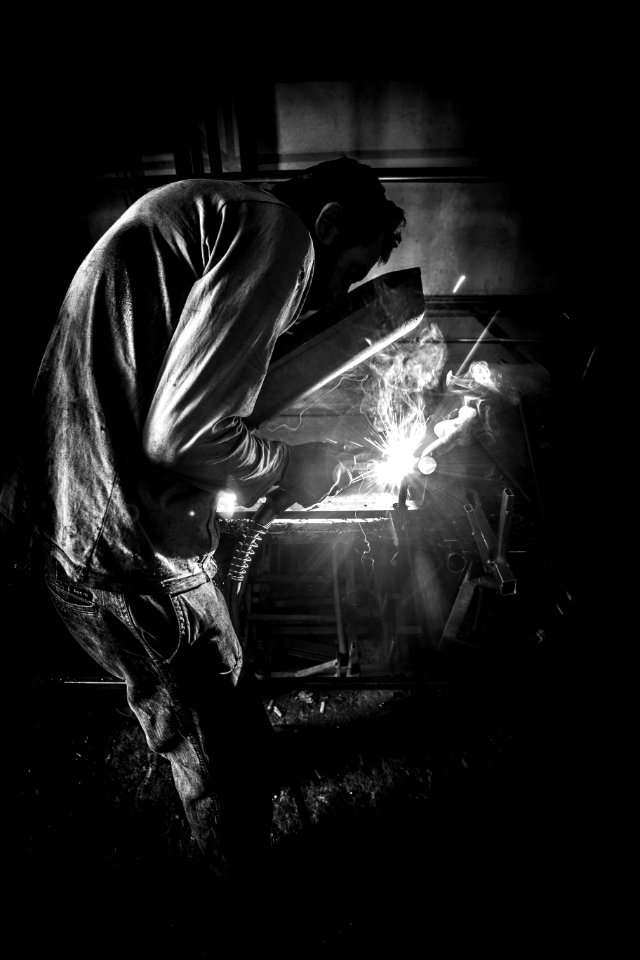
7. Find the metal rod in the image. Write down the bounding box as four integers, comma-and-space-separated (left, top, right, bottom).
203, 111, 223, 176
463, 497, 516, 595
464, 502, 495, 567
45, 676, 478, 689
91, 167, 500, 186
582, 343, 598, 380
517, 398, 546, 521
397, 477, 410, 508
453, 311, 500, 378
247, 614, 337, 623
234, 88, 259, 176
438, 569, 476, 648
497, 488, 514, 560
331, 541, 348, 664
344, 539, 361, 677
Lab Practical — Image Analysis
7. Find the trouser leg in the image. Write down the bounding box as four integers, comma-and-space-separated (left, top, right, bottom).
44, 563, 274, 879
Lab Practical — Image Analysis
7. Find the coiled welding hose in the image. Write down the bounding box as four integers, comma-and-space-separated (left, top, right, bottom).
223, 486, 294, 633
223, 458, 352, 634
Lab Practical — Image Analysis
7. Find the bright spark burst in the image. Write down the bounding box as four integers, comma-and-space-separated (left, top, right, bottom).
357, 319, 445, 494
349, 315, 505, 501
373, 438, 418, 488
364, 407, 428, 492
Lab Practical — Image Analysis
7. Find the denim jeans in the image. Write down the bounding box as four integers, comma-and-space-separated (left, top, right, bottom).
44, 555, 274, 877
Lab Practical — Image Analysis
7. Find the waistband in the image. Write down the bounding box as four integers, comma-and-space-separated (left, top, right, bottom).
150, 553, 222, 595
140, 553, 221, 595
44, 552, 222, 596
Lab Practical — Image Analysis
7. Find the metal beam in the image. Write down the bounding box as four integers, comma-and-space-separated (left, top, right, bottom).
90, 166, 501, 188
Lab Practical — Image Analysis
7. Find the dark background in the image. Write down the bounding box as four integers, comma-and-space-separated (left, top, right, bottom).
6, 25, 617, 956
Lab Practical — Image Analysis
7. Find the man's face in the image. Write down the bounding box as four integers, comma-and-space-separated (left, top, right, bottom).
303, 233, 384, 314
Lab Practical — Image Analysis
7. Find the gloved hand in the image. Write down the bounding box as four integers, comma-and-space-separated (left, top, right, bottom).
278, 442, 351, 508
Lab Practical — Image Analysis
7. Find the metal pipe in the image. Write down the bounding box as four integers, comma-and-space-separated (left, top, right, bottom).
331, 541, 348, 668
463, 497, 517, 596
517, 398, 546, 521
496, 488, 514, 561
93, 167, 500, 189
453, 310, 500, 378
396, 477, 410, 509
344, 540, 360, 677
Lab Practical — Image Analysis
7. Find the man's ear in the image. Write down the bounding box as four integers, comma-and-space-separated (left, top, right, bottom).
314, 202, 343, 245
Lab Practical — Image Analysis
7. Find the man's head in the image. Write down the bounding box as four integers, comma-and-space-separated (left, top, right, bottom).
270, 157, 406, 312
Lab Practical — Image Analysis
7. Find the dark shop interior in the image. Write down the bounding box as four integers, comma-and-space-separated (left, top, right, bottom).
4, 38, 615, 957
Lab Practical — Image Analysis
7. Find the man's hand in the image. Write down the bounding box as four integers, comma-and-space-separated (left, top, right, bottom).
278, 442, 351, 508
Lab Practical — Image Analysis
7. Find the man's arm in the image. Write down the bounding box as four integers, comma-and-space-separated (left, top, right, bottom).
143, 200, 313, 505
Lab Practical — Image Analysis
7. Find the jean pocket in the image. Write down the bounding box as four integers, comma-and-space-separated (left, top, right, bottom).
125, 593, 184, 664
46, 576, 99, 613
172, 581, 243, 678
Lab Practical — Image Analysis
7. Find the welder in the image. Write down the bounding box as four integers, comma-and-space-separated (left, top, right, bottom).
0, 157, 405, 884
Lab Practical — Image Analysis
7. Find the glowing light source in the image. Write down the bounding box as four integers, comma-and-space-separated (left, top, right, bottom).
217, 491, 237, 518
352, 315, 490, 498
373, 436, 419, 489
417, 454, 437, 475
452, 275, 466, 293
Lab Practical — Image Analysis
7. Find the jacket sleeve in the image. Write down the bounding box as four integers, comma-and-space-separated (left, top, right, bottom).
142, 199, 313, 506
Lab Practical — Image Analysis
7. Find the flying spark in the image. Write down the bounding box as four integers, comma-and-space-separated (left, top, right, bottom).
357, 319, 446, 493
342, 309, 507, 503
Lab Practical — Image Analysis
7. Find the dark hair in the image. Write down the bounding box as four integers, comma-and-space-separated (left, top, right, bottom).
270, 156, 406, 263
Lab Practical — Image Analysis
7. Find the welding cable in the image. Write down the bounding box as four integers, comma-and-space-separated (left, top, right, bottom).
223, 460, 351, 633
223, 488, 292, 633
227, 495, 287, 587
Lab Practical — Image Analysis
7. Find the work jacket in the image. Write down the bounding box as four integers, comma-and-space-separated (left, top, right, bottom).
0, 179, 314, 591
